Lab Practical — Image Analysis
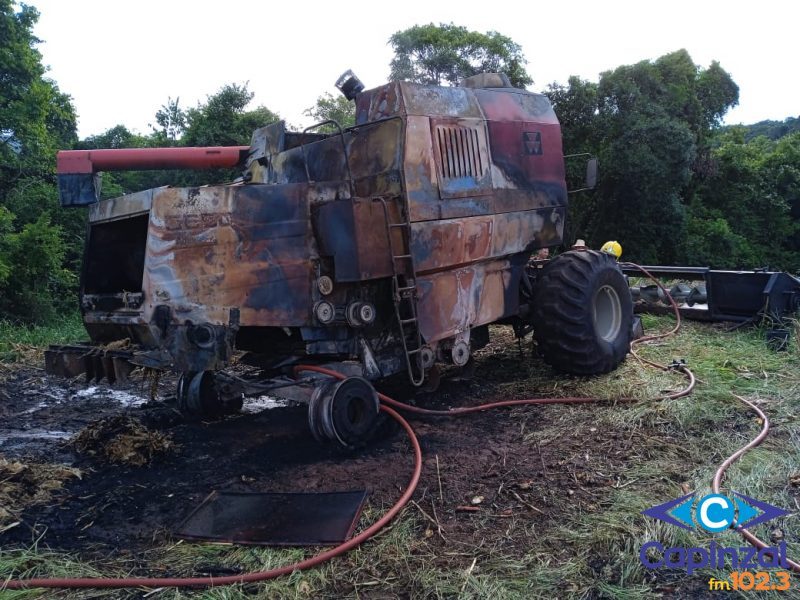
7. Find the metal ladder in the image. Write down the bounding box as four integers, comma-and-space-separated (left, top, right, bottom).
375, 198, 425, 386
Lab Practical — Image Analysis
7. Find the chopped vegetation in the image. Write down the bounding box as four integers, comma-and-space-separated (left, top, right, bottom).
70, 416, 175, 466
0, 459, 81, 530
0, 314, 86, 365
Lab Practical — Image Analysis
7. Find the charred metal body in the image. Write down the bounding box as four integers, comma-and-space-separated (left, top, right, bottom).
51, 73, 624, 445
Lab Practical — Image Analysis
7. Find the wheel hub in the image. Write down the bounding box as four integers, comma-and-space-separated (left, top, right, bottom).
593, 284, 623, 342
308, 376, 380, 448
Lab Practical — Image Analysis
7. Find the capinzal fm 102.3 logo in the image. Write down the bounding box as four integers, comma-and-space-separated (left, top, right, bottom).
640, 491, 792, 574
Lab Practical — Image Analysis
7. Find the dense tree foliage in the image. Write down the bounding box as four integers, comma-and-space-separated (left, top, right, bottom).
181, 84, 278, 148
733, 116, 800, 142
0, 1, 78, 322
548, 50, 753, 266
389, 23, 532, 88
151, 97, 185, 144
687, 129, 800, 270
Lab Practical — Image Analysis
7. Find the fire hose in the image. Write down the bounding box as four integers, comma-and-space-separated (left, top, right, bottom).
2, 265, 792, 590
712, 395, 800, 572
628, 262, 800, 573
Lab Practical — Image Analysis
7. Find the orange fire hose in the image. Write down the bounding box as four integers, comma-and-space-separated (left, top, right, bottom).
711, 394, 800, 573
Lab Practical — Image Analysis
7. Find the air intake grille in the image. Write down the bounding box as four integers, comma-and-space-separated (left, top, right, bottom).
434, 125, 487, 180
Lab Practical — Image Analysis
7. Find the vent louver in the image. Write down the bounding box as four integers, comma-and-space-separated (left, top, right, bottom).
434, 125, 487, 180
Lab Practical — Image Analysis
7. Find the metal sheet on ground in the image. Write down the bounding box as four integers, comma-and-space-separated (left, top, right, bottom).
175, 490, 368, 546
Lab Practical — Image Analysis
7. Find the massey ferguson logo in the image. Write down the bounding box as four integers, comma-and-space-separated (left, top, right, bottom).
523, 131, 542, 155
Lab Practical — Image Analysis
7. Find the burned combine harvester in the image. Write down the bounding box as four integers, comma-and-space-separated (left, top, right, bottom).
49, 72, 633, 446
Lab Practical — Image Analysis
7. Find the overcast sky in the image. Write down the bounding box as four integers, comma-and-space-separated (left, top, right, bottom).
30, 0, 798, 139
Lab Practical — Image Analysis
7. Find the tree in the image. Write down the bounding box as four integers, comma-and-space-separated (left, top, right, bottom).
546, 76, 598, 150
0, 214, 74, 322
304, 93, 355, 132
0, 1, 80, 323
151, 96, 186, 144
728, 116, 800, 142
686, 129, 800, 270
389, 23, 532, 88
182, 83, 279, 147
546, 50, 739, 264
0, 206, 13, 286
0, 2, 77, 178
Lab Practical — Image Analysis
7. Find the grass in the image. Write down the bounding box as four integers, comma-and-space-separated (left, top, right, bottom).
1, 315, 800, 598
0, 314, 86, 365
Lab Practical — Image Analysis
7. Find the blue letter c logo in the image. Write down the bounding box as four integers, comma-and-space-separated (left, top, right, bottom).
697, 494, 734, 532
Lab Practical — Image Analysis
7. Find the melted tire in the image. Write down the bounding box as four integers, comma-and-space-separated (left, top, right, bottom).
308, 377, 380, 448
177, 371, 241, 419
531, 250, 632, 375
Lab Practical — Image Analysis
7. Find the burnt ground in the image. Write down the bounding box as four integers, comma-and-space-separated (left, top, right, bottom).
0, 332, 708, 595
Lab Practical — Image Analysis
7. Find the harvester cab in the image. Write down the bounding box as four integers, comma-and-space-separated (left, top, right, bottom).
48, 71, 633, 447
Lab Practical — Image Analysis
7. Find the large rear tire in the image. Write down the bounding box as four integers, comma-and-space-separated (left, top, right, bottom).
531, 250, 632, 375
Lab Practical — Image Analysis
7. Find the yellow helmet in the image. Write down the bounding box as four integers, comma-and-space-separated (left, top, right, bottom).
601, 240, 622, 259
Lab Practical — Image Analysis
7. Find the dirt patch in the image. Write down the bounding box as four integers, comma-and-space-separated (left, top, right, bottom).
0, 458, 81, 530
71, 415, 175, 466
0, 355, 645, 563
0, 330, 682, 583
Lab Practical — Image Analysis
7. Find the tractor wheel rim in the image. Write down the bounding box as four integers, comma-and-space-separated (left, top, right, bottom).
593, 284, 622, 342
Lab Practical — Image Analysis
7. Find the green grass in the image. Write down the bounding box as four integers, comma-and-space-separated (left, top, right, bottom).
2, 315, 800, 598
0, 314, 86, 364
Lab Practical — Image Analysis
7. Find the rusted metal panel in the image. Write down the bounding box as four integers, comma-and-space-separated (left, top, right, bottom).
403, 115, 440, 221
401, 86, 567, 233
473, 89, 559, 123
355, 82, 404, 124
88, 188, 155, 223
415, 258, 518, 342
400, 82, 485, 118
143, 183, 315, 327
486, 121, 565, 187
266, 119, 404, 198
474, 88, 567, 211
351, 198, 397, 279
410, 215, 493, 273
315, 197, 404, 282
347, 118, 404, 198
355, 81, 485, 123
410, 208, 565, 275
